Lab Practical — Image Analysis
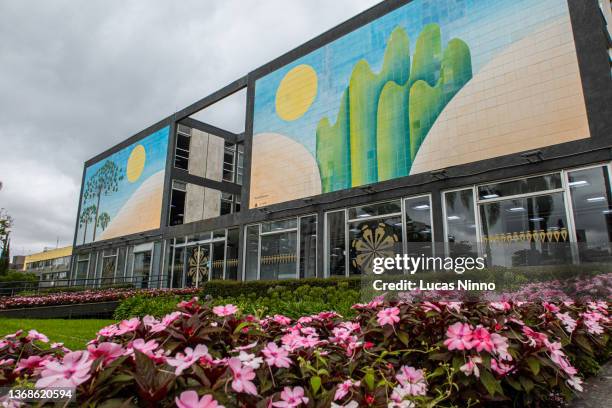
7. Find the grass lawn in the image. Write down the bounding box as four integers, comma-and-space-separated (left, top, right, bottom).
0, 318, 115, 350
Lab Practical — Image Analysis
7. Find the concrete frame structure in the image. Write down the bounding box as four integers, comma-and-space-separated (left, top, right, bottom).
70, 0, 612, 287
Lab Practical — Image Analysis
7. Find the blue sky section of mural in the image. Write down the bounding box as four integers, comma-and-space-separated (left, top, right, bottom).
253, 0, 571, 157
76, 126, 169, 244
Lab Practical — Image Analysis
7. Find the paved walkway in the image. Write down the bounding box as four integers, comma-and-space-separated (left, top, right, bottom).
571, 362, 612, 407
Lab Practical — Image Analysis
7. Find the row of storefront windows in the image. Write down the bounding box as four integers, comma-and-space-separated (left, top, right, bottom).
73, 164, 612, 287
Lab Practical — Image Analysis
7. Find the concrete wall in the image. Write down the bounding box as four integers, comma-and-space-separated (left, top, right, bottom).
184, 129, 225, 223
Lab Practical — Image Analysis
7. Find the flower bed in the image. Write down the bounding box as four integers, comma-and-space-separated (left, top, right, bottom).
1, 298, 609, 407
0, 287, 200, 310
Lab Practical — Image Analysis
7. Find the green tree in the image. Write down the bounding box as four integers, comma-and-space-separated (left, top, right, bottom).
83, 160, 124, 241
97, 212, 111, 231
79, 204, 97, 244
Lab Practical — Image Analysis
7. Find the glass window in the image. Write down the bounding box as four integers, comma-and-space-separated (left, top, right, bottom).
185, 245, 209, 287
478, 173, 562, 200
171, 244, 185, 288
568, 166, 612, 262
480, 193, 570, 266
244, 225, 259, 281
348, 200, 402, 220
326, 211, 346, 276
405, 196, 434, 258
174, 128, 191, 170
212, 241, 225, 280
299, 215, 317, 278
133, 250, 152, 289
349, 214, 403, 275
75, 255, 89, 285
225, 228, 240, 280
223, 149, 236, 182
101, 251, 117, 285
169, 180, 186, 226
444, 189, 478, 258
260, 230, 297, 280
262, 219, 297, 233
220, 193, 233, 215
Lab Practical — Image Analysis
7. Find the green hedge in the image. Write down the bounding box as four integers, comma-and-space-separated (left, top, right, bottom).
198, 276, 362, 298
114, 279, 361, 320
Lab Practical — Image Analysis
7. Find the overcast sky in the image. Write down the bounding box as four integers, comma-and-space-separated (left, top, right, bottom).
0, 0, 379, 256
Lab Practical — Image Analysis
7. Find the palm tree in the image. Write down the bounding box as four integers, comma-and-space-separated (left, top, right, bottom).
79, 205, 97, 244
97, 212, 111, 231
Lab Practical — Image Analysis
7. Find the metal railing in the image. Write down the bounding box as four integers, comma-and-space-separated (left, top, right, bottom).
0, 275, 173, 297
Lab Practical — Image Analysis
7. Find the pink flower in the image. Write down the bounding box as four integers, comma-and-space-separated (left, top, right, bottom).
228, 357, 257, 395
460, 356, 482, 378
26, 329, 49, 343
115, 318, 140, 335
272, 386, 309, 407
377, 307, 400, 326
238, 351, 263, 369
97, 324, 119, 338
35, 351, 92, 389
175, 390, 224, 408
491, 333, 512, 361
262, 342, 292, 368
542, 302, 560, 313
556, 312, 577, 333
471, 326, 493, 353
177, 297, 200, 310
87, 342, 123, 365
0, 358, 14, 366
334, 379, 360, 401
272, 315, 292, 325
167, 345, 211, 375
546, 341, 577, 376
522, 326, 548, 348
491, 359, 514, 376
395, 366, 427, 396
212, 304, 238, 317
489, 302, 511, 311
15, 355, 48, 373
444, 322, 474, 351
422, 302, 441, 313
567, 376, 584, 392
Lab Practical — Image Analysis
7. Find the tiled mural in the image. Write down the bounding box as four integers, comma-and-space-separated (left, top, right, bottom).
251, 0, 589, 208
76, 127, 170, 244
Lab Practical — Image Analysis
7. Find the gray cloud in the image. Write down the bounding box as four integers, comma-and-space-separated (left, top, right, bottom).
0, 0, 379, 255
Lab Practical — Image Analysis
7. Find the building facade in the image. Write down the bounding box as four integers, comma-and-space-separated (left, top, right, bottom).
24, 246, 72, 287
70, 0, 612, 288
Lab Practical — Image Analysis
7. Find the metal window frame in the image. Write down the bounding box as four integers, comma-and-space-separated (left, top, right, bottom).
441, 186, 480, 256
297, 213, 317, 279
403, 193, 435, 258
323, 208, 347, 278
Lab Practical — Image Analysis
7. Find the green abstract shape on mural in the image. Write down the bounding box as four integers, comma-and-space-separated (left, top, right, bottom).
316, 89, 351, 193
409, 37, 472, 160
376, 81, 410, 181
348, 26, 410, 187
409, 23, 442, 88
315, 23, 472, 193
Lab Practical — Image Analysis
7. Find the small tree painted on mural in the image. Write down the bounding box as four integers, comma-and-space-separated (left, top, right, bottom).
79, 205, 97, 244
97, 212, 110, 232
83, 160, 124, 242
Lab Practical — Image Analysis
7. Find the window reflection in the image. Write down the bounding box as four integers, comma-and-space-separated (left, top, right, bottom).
480, 193, 570, 267
568, 166, 612, 262
444, 189, 478, 258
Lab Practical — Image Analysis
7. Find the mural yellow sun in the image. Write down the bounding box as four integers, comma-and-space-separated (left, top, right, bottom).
126, 144, 146, 182
275, 64, 318, 121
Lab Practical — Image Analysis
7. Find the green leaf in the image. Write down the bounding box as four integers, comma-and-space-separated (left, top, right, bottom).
480, 370, 500, 397
396, 330, 409, 346
364, 371, 375, 390
519, 376, 534, 393
310, 376, 321, 395
575, 334, 594, 354
526, 356, 540, 376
